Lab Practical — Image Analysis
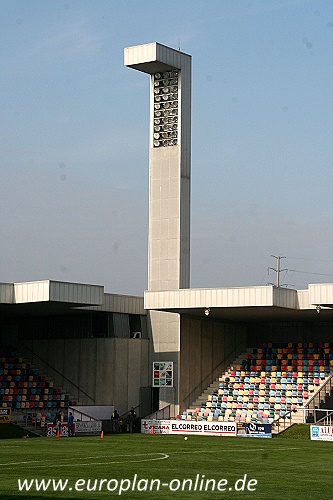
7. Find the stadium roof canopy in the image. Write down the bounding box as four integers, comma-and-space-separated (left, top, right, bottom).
0, 280, 145, 317
145, 284, 333, 322
1, 280, 333, 323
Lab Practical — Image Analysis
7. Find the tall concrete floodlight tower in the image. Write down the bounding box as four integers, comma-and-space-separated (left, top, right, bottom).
124, 43, 191, 415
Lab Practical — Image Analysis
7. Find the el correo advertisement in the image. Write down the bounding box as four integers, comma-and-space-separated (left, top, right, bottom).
141, 419, 237, 437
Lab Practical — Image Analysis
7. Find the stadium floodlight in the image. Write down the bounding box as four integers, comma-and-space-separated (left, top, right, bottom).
124, 40, 191, 295
151, 67, 179, 148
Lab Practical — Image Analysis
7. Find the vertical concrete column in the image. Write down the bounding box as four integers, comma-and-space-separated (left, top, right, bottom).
125, 43, 191, 415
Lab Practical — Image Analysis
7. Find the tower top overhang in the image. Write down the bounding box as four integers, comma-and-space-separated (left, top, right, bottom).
124, 42, 191, 74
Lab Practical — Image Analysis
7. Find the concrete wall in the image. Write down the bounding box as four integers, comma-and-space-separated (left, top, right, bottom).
180, 317, 247, 412
18, 338, 149, 416
247, 321, 333, 346
149, 310, 180, 415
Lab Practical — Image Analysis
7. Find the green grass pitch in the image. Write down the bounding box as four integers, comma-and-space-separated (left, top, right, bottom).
0, 429, 332, 499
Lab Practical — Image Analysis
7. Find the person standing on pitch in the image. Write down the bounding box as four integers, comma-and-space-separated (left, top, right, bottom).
127, 407, 136, 433
111, 409, 120, 433
67, 412, 74, 437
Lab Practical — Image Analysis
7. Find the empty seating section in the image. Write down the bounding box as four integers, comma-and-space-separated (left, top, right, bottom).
183, 342, 333, 424
23, 410, 61, 427
0, 352, 72, 410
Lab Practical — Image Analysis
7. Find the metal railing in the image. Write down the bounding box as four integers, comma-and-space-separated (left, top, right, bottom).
11, 408, 56, 435
272, 409, 298, 433
314, 409, 333, 425
273, 407, 333, 433
304, 373, 333, 411
120, 404, 141, 420
144, 405, 170, 421
182, 340, 246, 410
271, 374, 333, 433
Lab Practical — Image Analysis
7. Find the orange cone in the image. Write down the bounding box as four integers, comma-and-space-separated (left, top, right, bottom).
56, 428, 60, 438
100, 430, 104, 439
151, 426, 155, 435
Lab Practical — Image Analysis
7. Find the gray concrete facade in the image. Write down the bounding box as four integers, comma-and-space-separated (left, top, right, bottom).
180, 317, 247, 412
19, 338, 149, 416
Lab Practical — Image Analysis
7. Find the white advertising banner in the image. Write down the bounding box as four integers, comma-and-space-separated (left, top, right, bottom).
310, 425, 333, 441
141, 420, 171, 434
141, 419, 237, 437
47, 423, 68, 437
75, 420, 102, 434
46, 421, 102, 436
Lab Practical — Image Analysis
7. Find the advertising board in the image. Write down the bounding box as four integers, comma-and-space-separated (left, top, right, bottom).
244, 422, 272, 438
310, 425, 333, 441
141, 419, 237, 437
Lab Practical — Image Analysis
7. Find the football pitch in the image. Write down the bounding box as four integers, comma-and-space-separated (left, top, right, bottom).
0, 431, 332, 500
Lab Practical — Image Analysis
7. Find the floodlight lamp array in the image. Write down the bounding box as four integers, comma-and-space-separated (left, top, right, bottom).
153, 70, 178, 147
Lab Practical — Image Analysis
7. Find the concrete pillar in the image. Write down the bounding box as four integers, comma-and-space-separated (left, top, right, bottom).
125, 43, 192, 415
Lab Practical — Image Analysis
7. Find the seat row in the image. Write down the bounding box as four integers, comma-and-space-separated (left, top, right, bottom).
1, 400, 71, 409
23, 410, 68, 426
182, 342, 332, 424
237, 363, 331, 371
255, 342, 333, 349
0, 352, 73, 410
248, 351, 333, 358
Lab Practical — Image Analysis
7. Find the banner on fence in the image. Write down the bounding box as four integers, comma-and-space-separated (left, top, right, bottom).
75, 420, 102, 434
47, 420, 102, 436
141, 419, 237, 437
244, 422, 272, 438
141, 420, 171, 434
0, 408, 11, 424
46, 423, 68, 437
310, 425, 333, 441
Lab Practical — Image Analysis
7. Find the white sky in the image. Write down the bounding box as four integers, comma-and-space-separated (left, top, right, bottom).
1, 0, 333, 295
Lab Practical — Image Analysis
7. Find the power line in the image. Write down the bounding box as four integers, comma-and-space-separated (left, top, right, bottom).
262, 255, 333, 288
286, 256, 333, 264
268, 255, 287, 287
288, 269, 333, 277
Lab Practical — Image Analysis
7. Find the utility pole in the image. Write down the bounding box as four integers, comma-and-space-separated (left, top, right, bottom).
269, 255, 287, 287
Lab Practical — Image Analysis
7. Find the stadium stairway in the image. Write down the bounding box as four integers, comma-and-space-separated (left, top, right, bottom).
183, 342, 333, 433
185, 350, 250, 412
9, 416, 47, 437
